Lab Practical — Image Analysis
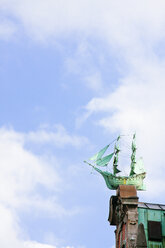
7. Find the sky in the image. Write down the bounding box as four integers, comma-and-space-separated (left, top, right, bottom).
0, 1, 165, 247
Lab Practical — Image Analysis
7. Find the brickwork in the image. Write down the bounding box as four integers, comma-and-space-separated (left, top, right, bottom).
109, 185, 140, 248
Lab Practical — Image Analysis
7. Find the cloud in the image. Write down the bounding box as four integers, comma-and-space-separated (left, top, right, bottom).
0, 20, 16, 39
65, 41, 104, 92
25, 124, 89, 148
1, 0, 165, 93
0, 0, 164, 46
0, 127, 60, 208
24, 242, 57, 248
0, 126, 82, 247
0, 205, 21, 247
24, 241, 57, 248
0, 0, 164, 52
24, 241, 75, 248
84, 72, 103, 92
85, 57, 165, 200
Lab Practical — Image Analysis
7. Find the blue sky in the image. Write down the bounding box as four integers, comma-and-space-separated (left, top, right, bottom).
0, 1, 165, 248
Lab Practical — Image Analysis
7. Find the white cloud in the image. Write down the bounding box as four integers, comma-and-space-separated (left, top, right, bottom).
1, 0, 165, 92
24, 241, 75, 248
84, 72, 103, 92
0, 205, 21, 247
0, 126, 82, 247
0, 127, 60, 208
65, 41, 104, 91
24, 241, 57, 248
0, 20, 16, 39
0, 0, 165, 46
25, 124, 89, 148
85, 58, 165, 200
0, 0, 165, 82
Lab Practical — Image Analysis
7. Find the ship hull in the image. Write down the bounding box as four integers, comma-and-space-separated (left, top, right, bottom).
94, 167, 146, 190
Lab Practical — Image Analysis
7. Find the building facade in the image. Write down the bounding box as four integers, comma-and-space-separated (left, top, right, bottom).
138, 202, 165, 247
109, 185, 165, 248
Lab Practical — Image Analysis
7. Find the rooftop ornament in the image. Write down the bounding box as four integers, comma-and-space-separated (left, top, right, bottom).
84, 134, 146, 190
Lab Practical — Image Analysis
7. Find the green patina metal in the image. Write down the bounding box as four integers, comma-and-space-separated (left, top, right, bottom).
96, 153, 114, 167
89, 144, 110, 161
84, 134, 146, 190
138, 203, 165, 247
130, 133, 136, 176
113, 136, 121, 175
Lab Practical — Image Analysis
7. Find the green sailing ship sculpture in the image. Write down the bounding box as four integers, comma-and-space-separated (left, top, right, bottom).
84, 134, 146, 190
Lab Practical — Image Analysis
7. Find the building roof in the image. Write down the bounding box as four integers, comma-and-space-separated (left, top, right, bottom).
138, 202, 165, 210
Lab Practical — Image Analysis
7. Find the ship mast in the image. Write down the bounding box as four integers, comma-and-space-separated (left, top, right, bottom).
113, 136, 121, 175
129, 133, 136, 176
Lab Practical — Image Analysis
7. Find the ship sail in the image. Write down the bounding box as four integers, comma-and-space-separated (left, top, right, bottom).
134, 157, 146, 174
129, 133, 136, 176
89, 144, 110, 161
113, 136, 121, 175
85, 143, 114, 167
84, 134, 146, 191
96, 153, 114, 167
